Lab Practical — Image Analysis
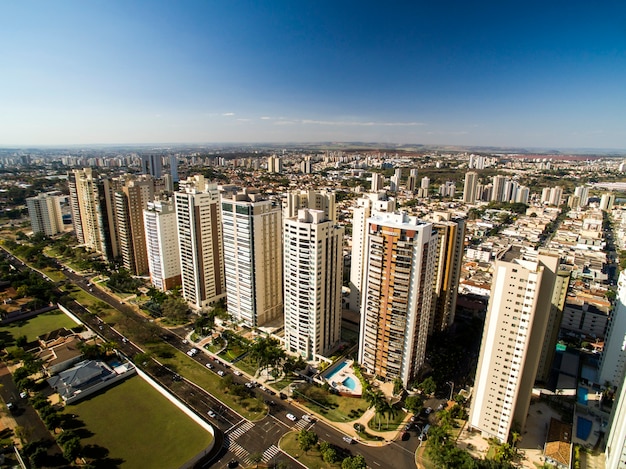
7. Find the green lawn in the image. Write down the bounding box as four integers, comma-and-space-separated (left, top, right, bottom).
279, 431, 342, 469
145, 343, 267, 421
0, 309, 78, 343
367, 406, 407, 432
66, 375, 212, 468
293, 385, 367, 423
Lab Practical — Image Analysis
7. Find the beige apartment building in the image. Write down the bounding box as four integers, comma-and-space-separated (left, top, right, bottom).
143, 199, 181, 291
469, 251, 561, 443
221, 190, 283, 327
175, 175, 225, 309
27, 192, 65, 236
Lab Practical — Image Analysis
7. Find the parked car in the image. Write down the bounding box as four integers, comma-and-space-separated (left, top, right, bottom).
217, 370, 225, 377
234, 370, 242, 376
425, 407, 432, 414
187, 348, 198, 357
286, 413, 297, 422
206, 363, 213, 369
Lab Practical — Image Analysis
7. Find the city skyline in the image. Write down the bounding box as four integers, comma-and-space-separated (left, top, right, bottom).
2, 1, 626, 149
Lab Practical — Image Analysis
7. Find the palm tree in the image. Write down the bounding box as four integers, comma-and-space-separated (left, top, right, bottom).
384, 402, 398, 430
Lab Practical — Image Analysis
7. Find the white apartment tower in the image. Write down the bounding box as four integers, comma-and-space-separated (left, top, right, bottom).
349, 193, 396, 312
371, 173, 384, 192
469, 251, 561, 443
26, 193, 64, 236
605, 367, 626, 469
175, 175, 225, 309
284, 209, 343, 359
358, 212, 438, 387
599, 270, 626, 387
463, 171, 478, 203
143, 199, 181, 291
221, 191, 283, 327
284, 189, 337, 223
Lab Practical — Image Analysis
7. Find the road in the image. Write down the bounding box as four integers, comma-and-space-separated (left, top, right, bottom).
1, 248, 421, 468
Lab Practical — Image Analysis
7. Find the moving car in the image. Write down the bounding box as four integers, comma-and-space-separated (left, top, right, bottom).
207, 410, 216, 418
342, 436, 354, 444
286, 413, 297, 421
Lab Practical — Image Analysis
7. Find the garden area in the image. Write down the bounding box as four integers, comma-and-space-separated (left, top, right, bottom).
0, 309, 78, 348
292, 383, 367, 423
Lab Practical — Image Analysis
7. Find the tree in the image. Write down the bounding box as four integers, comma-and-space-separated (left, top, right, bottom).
342, 454, 366, 469
297, 428, 318, 453
405, 394, 423, 414
418, 377, 437, 396
320, 443, 338, 463
393, 377, 404, 395
161, 297, 191, 323
62, 436, 82, 462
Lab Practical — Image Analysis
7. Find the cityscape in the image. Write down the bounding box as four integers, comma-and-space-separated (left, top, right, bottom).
0, 146, 626, 469
2, 2, 626, 469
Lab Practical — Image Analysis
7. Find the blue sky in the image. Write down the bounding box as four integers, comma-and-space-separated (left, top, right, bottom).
1, 1, 626, 149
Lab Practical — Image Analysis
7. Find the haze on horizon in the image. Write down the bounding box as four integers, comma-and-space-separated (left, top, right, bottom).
2, 1, 626, 150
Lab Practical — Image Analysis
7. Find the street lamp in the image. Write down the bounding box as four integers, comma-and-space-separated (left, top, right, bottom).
446, 381, 454, 401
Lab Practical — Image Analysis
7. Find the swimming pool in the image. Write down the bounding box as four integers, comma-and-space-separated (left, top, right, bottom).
578, 387, 588, 405
342, 376, 357, 391
325, 361, 348, 380
577, 416, 592, 440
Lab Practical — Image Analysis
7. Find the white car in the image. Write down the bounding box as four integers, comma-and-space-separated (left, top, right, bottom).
286, 413, 297, 422
217, 370, 225, 377
234, 370, 242, 376
342, 436, 354, 444
186, 348, 198, 357
302, 414, 313, 422
206, 363, 214, 369
207, 410, 216, 418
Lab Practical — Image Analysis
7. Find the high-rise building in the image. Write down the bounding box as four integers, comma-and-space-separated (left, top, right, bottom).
285, 189, 337, 223
349, 193, 396, 312
463, 171, 478, 203
358, 212, 438, 387
283, 209, 343, 359
601, 193, 616, 211
492, 175, 507, 202
469, 251, 561, 443
267, 155, 283, 173
26, 193, 64, 236
169, 155, 179, 182
115, 177, 156, 275
68, 168, 108, 256
175, 175, 225, 309
428, 212, 466, 334
371, 173, 384, 192
574, 185, 590, 208
605, 366, 626, 468
599, 270, 626, 387
221, 190, 283, 327
143, 199, 181, 291
141, 154, 163, 178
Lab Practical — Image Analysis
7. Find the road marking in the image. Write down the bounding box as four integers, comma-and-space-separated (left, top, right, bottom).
373, 461, 381, 466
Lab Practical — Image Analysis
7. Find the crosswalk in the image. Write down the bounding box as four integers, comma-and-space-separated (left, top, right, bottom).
227, 420, 255, 440
225, 421, 285, 465
294, 418, 310, 430
262, 444, 281, 463
227, 440, 252, 466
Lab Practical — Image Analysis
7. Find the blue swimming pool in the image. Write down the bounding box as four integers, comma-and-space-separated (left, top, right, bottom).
578, 387, 588, 405
577, 416, 592, 440
325, 361, 348, 380
342, 376, 357, 391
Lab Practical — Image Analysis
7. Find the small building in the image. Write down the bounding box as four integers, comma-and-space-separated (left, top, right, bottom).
543, 418, 573, 469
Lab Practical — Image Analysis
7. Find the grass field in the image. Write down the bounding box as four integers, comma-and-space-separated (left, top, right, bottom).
66, 375, 213, 468
293, 385, 367, 423
366, 407, 407, 432
279, 431, 342, 469
0, 309, 78, 343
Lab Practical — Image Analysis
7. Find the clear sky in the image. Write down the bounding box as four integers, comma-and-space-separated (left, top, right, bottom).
2, 1, 626, 149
